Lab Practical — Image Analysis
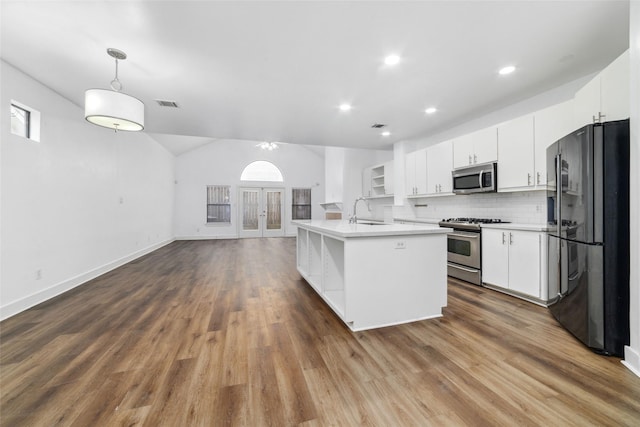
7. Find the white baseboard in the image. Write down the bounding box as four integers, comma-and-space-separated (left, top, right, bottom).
0, 239, 174, 321
175, 234, 296, 240
174, 235, 239, 240
622, 345, 640, 378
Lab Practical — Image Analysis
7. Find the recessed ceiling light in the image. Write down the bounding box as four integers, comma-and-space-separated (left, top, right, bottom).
381, 131, 391, 137
384, 55, 400, 66
425, 107, 437, 114
499, 65, 516, 75
339, 103, 352, 112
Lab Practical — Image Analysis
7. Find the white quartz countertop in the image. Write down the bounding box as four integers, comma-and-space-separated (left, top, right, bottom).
393, 217, 442, 225
293, 220, 452, 238
480, 223, 551, 232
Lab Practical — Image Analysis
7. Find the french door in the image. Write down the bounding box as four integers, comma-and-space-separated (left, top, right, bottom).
238, 187, 285, 238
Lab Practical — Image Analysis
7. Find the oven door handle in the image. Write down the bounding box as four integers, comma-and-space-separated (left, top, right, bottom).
449, 232, 480, 240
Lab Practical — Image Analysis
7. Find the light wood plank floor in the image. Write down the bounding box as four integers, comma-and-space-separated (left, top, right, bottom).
1, 238, 639, 426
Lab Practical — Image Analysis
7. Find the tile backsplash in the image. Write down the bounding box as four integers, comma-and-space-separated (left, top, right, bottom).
390, 190, 548, 224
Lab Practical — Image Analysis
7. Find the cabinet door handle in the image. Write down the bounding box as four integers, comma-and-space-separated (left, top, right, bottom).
439, 184, 442, 192
468, 155, 472, 165
593, 112, 606, 123
527, 173, 532, 186
536, 172, 541, 185
509, 232, 513, 245
502, 232, 506, 245
473, 154, 477, 164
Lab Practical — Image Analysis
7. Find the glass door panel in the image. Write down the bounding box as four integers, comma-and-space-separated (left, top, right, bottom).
238, 187, 285, 238
243, 190, 260, 230
263, 188, 284, 237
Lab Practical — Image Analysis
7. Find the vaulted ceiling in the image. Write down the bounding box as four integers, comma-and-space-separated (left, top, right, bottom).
1, 1, 630, 154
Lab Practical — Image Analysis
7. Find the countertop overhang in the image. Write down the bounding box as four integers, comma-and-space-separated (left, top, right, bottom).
293, 220, 452, 238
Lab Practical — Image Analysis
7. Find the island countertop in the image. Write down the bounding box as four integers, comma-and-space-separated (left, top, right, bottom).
293, 220, 452, 239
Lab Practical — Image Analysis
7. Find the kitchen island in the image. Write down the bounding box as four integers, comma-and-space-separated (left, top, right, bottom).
294, 220, 451, 331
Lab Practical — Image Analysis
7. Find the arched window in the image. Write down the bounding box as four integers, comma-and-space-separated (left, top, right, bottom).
240, 161, 284, 182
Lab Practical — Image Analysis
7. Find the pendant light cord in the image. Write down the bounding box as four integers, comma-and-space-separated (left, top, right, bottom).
110, 58, 122, 92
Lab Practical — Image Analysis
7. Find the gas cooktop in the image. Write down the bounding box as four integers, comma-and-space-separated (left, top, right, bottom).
439, 218, 509, 231
441, 218, 507, 224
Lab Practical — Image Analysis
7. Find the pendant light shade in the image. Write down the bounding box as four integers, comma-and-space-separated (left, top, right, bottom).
85, 89, 144, 131
84, 48, 145, 132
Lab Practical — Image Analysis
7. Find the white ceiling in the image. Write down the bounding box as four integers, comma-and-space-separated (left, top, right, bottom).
1, 1, 630, 155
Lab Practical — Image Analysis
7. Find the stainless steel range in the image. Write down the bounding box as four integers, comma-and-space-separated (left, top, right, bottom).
439, 218, 508, 285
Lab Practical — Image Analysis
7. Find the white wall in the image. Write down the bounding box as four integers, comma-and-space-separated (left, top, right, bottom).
173, 140, 325, 238
400, 75, 592, 154
623, 0, 640, 377
0, 61, 175, 320
323, 147, 393, 221
324, 146, 346, 205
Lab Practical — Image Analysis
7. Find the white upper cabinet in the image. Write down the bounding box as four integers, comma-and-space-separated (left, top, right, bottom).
497, 115, 535, 191
405, 149, 428, 196
453, 126, 497, 168
497, 100, 575, 193
574, 49, 629, 127
574, 76, 600, 127
534, 100, 575, 188
452, 134, 474, 168
599, 49, 630, 122
426, 140, 453, 195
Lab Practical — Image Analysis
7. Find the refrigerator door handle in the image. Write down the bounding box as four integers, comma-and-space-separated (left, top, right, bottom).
556, 153, 562, 236
555, 153, 564, 300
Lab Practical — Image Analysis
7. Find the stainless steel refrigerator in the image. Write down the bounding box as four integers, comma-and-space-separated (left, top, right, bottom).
546, 119, 629, 356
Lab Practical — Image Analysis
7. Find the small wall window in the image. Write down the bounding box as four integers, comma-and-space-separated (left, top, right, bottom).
11, 104, 30, 138
292, 188, 312, 220
10, 100, 41, 142
207, 185, 231, 224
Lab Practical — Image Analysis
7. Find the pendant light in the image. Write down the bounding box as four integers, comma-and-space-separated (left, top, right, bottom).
85, 48, 144, 132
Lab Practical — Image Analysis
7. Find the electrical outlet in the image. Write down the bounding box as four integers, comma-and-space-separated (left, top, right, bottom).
395, 241, 406, 249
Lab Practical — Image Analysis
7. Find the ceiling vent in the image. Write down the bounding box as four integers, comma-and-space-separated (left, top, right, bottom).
371, 123, 386, 128
155, 100, 179, 108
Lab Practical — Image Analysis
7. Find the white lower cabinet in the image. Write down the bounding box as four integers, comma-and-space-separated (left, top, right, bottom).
482, 228, 548, 303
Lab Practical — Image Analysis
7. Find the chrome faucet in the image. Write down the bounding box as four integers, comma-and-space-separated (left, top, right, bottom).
350, 196, 368, 224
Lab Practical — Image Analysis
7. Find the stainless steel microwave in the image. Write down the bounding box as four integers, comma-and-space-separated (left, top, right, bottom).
452, 162, 497, 194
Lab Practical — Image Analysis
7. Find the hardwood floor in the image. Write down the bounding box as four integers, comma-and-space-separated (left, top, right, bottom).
1, 238, 639, 426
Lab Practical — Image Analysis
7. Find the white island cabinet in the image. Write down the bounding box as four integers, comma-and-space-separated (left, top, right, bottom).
294, 220, 451, 331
